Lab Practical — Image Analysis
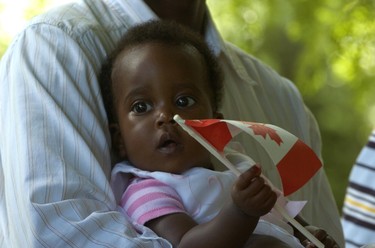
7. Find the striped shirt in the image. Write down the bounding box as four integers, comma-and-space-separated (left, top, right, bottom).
0, 0, 344, 247
342, 131, 375, 247
121, 178, 186, 226
113, 159, 304, 248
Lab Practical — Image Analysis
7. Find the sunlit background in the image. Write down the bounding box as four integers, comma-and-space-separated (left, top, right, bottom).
1, 0, 374, 212
0, 0, 69, 48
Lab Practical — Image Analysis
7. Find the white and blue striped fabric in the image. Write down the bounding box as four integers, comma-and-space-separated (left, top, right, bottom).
343, 131, 375, 248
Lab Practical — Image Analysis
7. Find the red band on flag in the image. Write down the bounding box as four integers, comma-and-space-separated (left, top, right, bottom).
185, 120, 232, 152
277, 139, 322, 196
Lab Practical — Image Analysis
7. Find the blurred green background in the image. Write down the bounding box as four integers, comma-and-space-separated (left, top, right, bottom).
1, 0, 374, 212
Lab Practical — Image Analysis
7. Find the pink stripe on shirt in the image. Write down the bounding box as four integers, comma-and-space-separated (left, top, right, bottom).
120, 178, 186, 225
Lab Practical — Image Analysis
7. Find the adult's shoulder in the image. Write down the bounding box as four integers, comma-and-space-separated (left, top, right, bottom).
2, 0, 127, 69
22, 0, 124, 41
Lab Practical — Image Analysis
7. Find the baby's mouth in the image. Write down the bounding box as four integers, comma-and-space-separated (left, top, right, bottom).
157, 133, 182, 154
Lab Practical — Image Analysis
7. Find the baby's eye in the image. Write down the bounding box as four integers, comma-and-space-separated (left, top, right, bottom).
176, 96, 196, 108
131, 101, 152, 114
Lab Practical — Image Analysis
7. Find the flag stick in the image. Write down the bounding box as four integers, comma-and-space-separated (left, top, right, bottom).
274, 204, 324, 248
174, 115, 324, 248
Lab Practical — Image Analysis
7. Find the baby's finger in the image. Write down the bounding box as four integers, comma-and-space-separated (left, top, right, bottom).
321, 235, 339, 248
236, 164, 261, 190
249, 184, 277, 206
304, 226, 339, 248
312, 229, 327, 240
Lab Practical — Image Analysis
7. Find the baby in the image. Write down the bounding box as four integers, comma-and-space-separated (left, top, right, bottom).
100, 20, 338, 248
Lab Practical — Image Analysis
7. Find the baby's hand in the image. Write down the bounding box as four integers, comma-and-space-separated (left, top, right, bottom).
231, 165, 277, 217
300, 226, 340, 248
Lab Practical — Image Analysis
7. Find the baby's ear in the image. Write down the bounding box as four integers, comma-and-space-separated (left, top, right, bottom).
109, 123, 127, 159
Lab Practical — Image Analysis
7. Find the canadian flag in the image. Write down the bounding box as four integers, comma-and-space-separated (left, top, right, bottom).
174, 115, 325, 247
174, 115, 322, 196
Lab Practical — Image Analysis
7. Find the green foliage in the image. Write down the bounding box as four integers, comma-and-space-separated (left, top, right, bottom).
208, 0, 375, 210
23, 0, 51, 20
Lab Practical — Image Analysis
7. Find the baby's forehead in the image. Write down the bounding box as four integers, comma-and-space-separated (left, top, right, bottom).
113, 42, 209, 76
114, 42, 208, 78
111, 42, 214, 96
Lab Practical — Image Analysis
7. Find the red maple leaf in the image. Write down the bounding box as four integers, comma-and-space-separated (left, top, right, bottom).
248, 123, 283, 145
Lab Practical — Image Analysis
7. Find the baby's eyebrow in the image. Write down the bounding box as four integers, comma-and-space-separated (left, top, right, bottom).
125, 86, 149, 99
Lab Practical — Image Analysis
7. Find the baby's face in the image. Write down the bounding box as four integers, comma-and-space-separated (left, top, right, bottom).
111, 42, 217, 174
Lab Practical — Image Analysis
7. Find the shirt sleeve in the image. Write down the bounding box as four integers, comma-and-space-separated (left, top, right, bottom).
120, 178, 186, 225
0, 21, 169, 248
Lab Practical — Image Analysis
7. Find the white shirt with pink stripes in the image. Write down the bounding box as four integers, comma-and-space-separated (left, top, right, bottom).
112, 152, 303, 248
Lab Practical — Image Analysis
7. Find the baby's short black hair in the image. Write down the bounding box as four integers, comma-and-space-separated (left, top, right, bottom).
100, 20, 223, 124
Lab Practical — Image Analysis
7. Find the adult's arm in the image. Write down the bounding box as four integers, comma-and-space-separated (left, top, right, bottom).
0, 21, 169, 247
